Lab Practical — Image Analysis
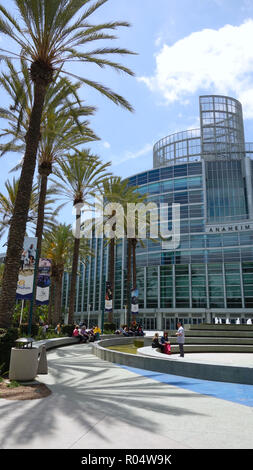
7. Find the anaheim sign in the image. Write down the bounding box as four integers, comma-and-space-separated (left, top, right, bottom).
206, 222, 253, 233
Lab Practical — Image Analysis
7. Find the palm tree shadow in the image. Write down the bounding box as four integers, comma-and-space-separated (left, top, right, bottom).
0, 346, 210, 448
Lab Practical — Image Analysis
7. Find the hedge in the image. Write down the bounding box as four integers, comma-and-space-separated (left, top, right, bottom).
0, 327, 19, 375
61, 324, 75, 337
103, 322, 116, 332
19, 323, 39, 337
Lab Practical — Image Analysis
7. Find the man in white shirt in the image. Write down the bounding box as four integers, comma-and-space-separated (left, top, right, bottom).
176, 322, 185, 357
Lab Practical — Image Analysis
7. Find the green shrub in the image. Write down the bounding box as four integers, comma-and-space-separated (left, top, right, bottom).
61, 324, 75, 337
7, 380, 20, 388
103, 322, 116, 333
19, 323, 39, 337
0, 327, 19, 375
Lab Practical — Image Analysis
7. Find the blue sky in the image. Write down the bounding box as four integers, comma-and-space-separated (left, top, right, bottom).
1, 0, 253, 244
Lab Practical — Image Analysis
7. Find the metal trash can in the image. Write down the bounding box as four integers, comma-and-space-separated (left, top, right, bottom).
9, 337, 39, 381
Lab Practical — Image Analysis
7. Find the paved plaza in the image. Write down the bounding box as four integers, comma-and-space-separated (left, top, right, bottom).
0, 343, 253, 449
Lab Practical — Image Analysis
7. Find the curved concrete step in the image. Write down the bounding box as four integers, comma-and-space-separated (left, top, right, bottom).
189, 324, 253, 331
141, 344, 253, 354
185, 330, 253, 338
177, 337, 253, 345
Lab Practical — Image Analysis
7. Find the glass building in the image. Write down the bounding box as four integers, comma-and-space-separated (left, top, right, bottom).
62, 95, 253, 329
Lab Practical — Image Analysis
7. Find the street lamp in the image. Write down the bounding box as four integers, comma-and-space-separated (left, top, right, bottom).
88, 304, 91, 329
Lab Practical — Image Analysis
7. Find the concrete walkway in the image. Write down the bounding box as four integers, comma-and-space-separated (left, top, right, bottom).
0, 343, 253, 449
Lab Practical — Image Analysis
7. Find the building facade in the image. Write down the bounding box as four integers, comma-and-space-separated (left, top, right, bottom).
62, 95, 253, 329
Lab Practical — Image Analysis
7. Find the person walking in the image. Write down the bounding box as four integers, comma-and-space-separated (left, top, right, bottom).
42, 322, 49, 338
176, 321, 185, 357
55, 323, 61, 335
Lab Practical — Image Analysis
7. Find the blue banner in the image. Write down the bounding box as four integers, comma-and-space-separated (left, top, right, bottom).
16, 237, 37, 301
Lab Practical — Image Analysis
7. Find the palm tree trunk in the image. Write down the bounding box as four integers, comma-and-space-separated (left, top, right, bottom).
108, 238, 115, 323
36, 165, 51, 260
132, 238, 137, 289
68, 235, 80, 325
48, 277, 55, 325
0, 81, 48, 328
53, 271, 63, 326
131, 238, 137, 323
126, 238, 132, 327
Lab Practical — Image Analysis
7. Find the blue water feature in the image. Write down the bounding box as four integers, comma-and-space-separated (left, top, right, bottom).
117, 364, 253, 408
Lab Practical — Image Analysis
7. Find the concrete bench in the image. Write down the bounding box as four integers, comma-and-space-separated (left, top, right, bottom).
33, 334, 116, 351
33, 336, 79, 351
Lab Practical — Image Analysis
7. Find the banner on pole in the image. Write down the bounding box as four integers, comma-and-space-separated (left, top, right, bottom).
16, 237, 37, 300
36, 258, 52, 305
105, 281, 112, 312
131, 287, 139, 314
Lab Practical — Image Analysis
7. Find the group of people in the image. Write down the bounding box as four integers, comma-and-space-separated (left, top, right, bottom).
115, 321, 145, 337
152, 322, 185, 357
72, 324, 101, 343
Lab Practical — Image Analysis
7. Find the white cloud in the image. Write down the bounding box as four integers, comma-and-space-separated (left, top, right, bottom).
103, 141, 111, 149
155, 35, 162, 47
138, 19, 253, 118
113, 143, 153, 166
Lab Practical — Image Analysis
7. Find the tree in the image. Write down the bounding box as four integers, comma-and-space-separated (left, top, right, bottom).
101, 177, 144, 323
42, 223, 73, 325
0, 176, 59, 239
124, 188, 149, 325
0, 0, 135, 328
0, 262, 4, 291
0, 59, 98, 270
52, 151, 111, 324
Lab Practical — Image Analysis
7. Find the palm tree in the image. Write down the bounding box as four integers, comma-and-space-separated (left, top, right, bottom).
42, 222, 92, 325
102, 178, 150, 325
42, 223, 73, 325
0, 0, 135, 328
0, 262, 4, 292
0, 176, 59, 239
0, 59, 98, 267
124, 188, 149, 325
128, 188, 161, 324
52, 151, 111, 325
102, 177, 142, 323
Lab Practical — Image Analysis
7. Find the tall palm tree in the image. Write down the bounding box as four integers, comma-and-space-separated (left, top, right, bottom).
0, 59, 98, 267
0, 262, 4, 292
102, 178, 150, 325
124, 188, 149, 325
0, 176, 59, 239
102, 176, 142, 323
52, 151, 111, 324
42, 222, 92, 325
42, 223, 73, 325
0, 0, 135, 328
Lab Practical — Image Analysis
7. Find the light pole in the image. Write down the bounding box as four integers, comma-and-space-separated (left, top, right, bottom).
124, 304, 127, 325
28, 246, 39, 337
19, 299, 25, 326
88, 303, 91, 329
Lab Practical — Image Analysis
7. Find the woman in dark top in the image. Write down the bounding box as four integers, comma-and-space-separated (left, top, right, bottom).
160, 331, 170, 353
152, 332, 162, 350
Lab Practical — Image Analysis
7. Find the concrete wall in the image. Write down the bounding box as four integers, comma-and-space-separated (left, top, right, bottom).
92, 337, 253, 385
